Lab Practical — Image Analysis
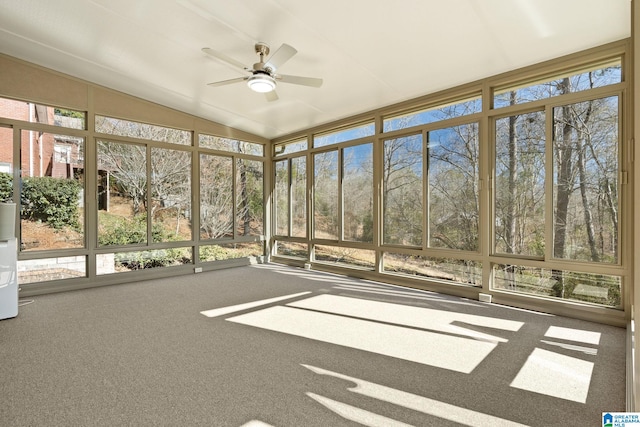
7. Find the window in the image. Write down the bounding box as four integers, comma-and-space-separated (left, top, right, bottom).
428, 124, 479, 251
383, 134, 423, 246
96, 115, 191, 145
199, 134, 263, 156
384, 96, 481, 132
236, 158, 264, 237
493, 264, 621, 308
274, 156, 306, 238
313, 151, 339, 239
493, 60, 622, 108
54, 144, 72, 163
200, 154, 233, 239
97, 141, 148, 246
343, 143, 373, 242
96, 248, 192, 274
314, 122, 375, 148
552, 96, 619, 264
494, 111, 546, 257
274, 240, 307, 258
21, 131, 85, 251
200, 242, 263, 262
491, 88, 622, 305
151, 148, 192, 242
0, 97, 85, 130
384, 253, 481, 286
291, 157, 307, 237
274, 160, 289, 236
19, 256, 87, 283
274, 139, 307, 156
314, 245, 375, 270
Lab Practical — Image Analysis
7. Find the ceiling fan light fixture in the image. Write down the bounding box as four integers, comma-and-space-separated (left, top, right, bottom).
247, 74, 276, 93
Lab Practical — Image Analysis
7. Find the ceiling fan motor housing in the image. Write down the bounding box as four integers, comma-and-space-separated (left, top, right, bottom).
255, 42, 270, 57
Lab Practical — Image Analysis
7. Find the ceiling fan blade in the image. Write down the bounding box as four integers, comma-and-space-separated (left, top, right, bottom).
207, 77, 247, 87
265, 90, 279, 102
278, 74, 323, 88
265, 43, 297, 72
202, 47, 250, 73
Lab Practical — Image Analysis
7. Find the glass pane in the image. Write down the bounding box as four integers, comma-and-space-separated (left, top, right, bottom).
384, 97, 481, 132
494, 61, 622, 108
291, 157, 307, 238
314, 122, 375, 148
383, 134, 423, 246
428, 124, 479, 251
493, 264, 621, 308
274, 160, 289, 236
236, 159, 263, 236
383, 253, 481, 286
0, 126, 12, 202
199, 154, 233, 239
97, 141, 147, 246
313, 151, 339, 239
199, 242, 263, 261
274, 139, 307, 156
343, 143, 373, 242
553, 96, 619, 263
20, 131, 84, 251
96, 248, 192, 274
151, 148, 192, 242
18, 256, 86, 283
53, 108, 86, 130
0, 97, 85, 129
274, 240, 307, 258
494, 112, 546, 256
95, 115, 191, 145
199, 134, 263, 156
314, 245, 375, 270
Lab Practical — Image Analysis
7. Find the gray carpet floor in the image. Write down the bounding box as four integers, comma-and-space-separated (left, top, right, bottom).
0, 263, 626, 426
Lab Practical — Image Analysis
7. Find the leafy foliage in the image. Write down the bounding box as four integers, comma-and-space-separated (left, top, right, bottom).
199, 244, 229, 261
98, 213, 168, 246
114, 248, 190, 270
21, 176, 81, 230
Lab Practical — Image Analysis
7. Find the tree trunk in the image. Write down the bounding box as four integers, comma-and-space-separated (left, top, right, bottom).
552, 78, 574, 298
506, 92, 518, 254
238, 160, 250, 236
576, 134, 599, 261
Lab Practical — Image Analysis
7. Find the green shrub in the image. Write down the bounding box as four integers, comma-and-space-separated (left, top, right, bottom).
98, 213, 170, 246
199, 244, 229, 261
115, 250, 172, 270
98, 214, 146, 246
21, 176, 81, 230
113, 248, 190, 271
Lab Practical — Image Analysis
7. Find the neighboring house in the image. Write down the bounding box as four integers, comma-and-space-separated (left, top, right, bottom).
0, 99, 83, 180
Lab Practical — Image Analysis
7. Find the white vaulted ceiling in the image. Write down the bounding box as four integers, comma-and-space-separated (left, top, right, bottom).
0, 0, 631, 139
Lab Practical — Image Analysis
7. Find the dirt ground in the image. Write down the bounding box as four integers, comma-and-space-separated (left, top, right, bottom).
21, 196, 190, 251
21, 220, 83, 250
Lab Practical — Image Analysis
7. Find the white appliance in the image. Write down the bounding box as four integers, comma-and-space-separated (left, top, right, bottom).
0, 238, 18, 320
0, 203, 17, 320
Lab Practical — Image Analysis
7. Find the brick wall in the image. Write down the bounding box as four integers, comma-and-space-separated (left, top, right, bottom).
0, 100, 57, 177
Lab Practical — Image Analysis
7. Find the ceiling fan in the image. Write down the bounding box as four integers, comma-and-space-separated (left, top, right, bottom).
202, 42, 323, 101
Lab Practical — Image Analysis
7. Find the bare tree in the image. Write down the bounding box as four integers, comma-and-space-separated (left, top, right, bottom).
97, 141, 147, 214
200, 154, 233, 239
383, 135, 423, 245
